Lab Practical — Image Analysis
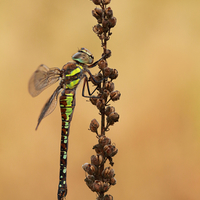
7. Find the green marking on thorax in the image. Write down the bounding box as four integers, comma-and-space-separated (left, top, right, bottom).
66, 79, 80, 89
66, 66, 82, 77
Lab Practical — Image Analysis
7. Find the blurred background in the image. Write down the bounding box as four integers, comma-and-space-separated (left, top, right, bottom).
1, 0, 200, 199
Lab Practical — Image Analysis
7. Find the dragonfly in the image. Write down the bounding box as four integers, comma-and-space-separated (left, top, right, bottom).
28, 48, 107, 200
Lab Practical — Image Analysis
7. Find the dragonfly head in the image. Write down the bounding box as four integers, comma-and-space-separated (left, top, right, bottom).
72, 48, 94, 64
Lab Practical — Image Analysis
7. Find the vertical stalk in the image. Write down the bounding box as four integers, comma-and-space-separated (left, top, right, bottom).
82, 1, 120, 199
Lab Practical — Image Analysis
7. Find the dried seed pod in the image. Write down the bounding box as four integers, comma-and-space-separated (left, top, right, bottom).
104, 144, 118, 157
105, 7, 113, 18
85, 175, 95, 183
110, 145, 118, 157
110, 90, 121, 101
98, 59, 108, 70
102, 19, 109, 28
102, 0, 111, 5
82, 163, 97, 175
104, 49, 111, 59
109, 69, 118, 80
105, 81, 114, 92
107, 112, 119, 124
93, 24, 104, 34
94, 7, 102, 16
98, 135, 111, 147
101, 89, 110, 100
85, 179, 96, 192
93, 144, 104, 154
92, 9, 100, 19
103, 67, 112, 77
91, 154, 104, 166
96, 98, 105, 110
104, 194, 113, 200
110, 177, 117, 185
90, 119, 99, 133
105, 106, 115, 116
108, 17, 117, 28
102, 167, 115, 179
92, 0, 101, 5
102, 182, 110, 192
92, 8, 102, 19
93, 180, 104, 192
103, 145, 113, 157
90, 96, 98, 105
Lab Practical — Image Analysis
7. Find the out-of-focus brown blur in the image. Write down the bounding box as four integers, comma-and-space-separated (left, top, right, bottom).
1, 0, 200, 199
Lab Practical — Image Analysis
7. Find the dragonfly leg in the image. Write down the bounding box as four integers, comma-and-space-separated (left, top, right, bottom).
87, 53, 108, 68
82, 75, 99, 98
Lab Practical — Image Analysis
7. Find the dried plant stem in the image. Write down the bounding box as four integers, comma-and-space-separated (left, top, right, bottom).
82, 0, 120, 199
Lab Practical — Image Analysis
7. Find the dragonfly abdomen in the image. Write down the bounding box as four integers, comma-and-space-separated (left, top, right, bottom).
58, 89, 76, 200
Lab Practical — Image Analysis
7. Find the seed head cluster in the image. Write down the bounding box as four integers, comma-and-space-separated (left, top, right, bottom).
82, 1, 120, 199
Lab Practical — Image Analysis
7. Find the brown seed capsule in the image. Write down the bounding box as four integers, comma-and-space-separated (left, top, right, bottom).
104, 49, 111, 59
93, 144, 104, 154
102, 19, 109, 28
98, 59, 108, 70
104, 195, 113, 200
102, 0, 111, 5
90, 96, 98, 105
105, 7, 113, 18
102, 167, 115, 179
96, 98, 105, 110
104, 144, 118, 157
92, 9, 100, 19
110, 177, 117, 185
90, 119, 99, 133
105, 106, 115, 116
108, 17, 117, 28
94, 7, 102, 16
103, 67, 112, 77
82, 163, 97, 175
91, 154, 104, 166
110, 145, 118, 157
85, 175, 95, 183
110, 90, 121, 101
93, 180, 104, 192
92, 0, 101, 5
105, 81, 114, 92
93, 24, 104, 35
103, 145, 113, 157
98, 135, 111, 147
108, 112, 119, 123
101, 89, 110, 100
109, 69, 118, 80
102, 182, 110, 192
84, 175, 95, 191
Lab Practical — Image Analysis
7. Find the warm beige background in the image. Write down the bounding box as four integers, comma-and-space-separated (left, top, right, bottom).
1, 0, 200, 200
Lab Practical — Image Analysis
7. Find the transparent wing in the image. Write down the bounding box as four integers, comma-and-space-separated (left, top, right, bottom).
36, 85, 62, 130
28, 64, 61, 97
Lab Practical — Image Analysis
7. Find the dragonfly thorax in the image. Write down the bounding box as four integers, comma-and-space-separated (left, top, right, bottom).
61, 62, 84, 90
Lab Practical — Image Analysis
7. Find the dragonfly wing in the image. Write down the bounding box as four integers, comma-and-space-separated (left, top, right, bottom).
29, 64, 61, 97
36, 85, 62, 130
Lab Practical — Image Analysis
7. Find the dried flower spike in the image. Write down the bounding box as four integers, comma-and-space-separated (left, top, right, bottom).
83, 0, 119, 198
